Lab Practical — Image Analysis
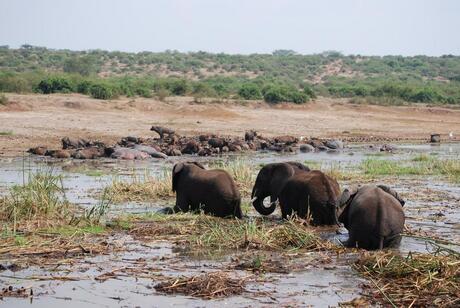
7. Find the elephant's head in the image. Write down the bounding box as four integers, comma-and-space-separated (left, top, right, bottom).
377, 185, 405, 207
335, 186, 359, 225
251, 162, 309, 216
172, 161, 205, 192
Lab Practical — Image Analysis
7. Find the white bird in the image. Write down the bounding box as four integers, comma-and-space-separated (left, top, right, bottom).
449, 132, 454, 140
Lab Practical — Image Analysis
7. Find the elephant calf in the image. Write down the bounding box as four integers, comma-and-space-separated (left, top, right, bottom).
279, 170, 340, 225
172, 162, 242, 218
336, 185, 405, 250
251, 162, 310, 216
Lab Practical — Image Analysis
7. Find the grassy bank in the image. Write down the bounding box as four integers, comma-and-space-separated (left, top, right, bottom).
361, 155, 460, 182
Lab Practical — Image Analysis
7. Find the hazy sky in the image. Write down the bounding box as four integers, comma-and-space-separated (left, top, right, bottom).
1, 0, 459, 56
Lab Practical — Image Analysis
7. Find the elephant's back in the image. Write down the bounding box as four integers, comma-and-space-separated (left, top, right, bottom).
200, 169, 240, 199
290, 170, 340, 199
350, 186, 404, 233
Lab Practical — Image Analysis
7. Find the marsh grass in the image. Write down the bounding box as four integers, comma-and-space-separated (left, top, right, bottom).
105, 169, 173, 203
355, 251, 460, 307
361, 156, 460, 182
210, 159, 256, 197
193, 218, 325, 251
114, 213, 327, 252
0, 170, 70, 223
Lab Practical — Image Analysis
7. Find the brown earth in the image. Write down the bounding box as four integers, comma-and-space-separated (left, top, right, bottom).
1, 93, 459, 156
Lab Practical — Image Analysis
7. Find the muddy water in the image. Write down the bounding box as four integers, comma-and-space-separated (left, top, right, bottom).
1, 143, 459, 307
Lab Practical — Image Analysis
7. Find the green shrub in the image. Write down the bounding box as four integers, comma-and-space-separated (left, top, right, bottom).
238, 83, 262, 100
263, 85, 286, 103
36, 76, 73, 94
167, 78, 189, 96
90, 83, 117, 100
76, 80, 93, 94
288, 91, 308, 104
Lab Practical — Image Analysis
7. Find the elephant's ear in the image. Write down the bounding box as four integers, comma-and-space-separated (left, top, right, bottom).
192, 161, 206, 169
377, 185, 405, 207
336, 186, 359, 220
172, 163, 184, 192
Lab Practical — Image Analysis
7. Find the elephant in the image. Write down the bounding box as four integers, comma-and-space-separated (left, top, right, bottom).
278, 170, 340, 225
172, 161, 242, 218
336, 185, 405, 250
251, 162, 310, 216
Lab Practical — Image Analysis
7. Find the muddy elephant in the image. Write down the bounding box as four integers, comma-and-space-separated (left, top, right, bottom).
251, 162, 310, 215
336, 185, 405, 250
172, 161, 242, 218
278, 170, 340, 225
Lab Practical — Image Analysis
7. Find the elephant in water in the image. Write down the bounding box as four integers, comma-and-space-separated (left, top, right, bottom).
336, 185, 405, 250
171, 161, 242, 218
251, 162, 310, 216
278, 170, 340, 225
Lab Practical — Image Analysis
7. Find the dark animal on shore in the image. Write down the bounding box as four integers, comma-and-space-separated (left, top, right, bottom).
46, 149, 72, 159
336, 185, 405, 250
279, 170, 340, 225
208, 137, 227, 148
171, 162, 242, 218
251, 162, 310, 216
72, 147, 105, 159
181, 140, 200, 154
28, 146, 48, 156
151, 126, 175, 139
274, 135, 298, 145
244, 130, 257, 141
62, 137, 90, 149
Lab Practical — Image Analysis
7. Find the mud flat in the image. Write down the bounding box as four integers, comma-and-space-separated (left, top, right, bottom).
1, 93, 460, 156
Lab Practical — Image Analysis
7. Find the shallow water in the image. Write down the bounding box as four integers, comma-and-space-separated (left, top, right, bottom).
1, 142, 459, 307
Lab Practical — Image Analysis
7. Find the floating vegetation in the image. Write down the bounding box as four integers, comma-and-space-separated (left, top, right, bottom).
355, 251, 460, 307
154, 271, 248, 299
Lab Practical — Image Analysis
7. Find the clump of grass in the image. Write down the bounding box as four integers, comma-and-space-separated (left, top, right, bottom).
0, 170, 70, 223
210, 159, 256, 197
355, 251, 460, 307
155, 271, 247, 299
193, 217, 325, 251
0, 130, 13, 136
104, 170, 173, 203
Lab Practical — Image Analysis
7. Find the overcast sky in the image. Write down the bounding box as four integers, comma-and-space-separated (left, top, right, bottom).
1, 0, 459, 56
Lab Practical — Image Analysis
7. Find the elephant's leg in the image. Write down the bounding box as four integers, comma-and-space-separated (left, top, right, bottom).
280, 203, 293, 219
173, 194, 189, 213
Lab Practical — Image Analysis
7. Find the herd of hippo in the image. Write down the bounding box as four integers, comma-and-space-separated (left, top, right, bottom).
27, 126, 346, 160
161, 161, 405, 251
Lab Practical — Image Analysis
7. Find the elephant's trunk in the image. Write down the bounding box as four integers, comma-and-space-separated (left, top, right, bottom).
251, 187, 277, 216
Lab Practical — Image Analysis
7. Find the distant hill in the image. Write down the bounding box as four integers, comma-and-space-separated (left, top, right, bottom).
1, 45, 459, 104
